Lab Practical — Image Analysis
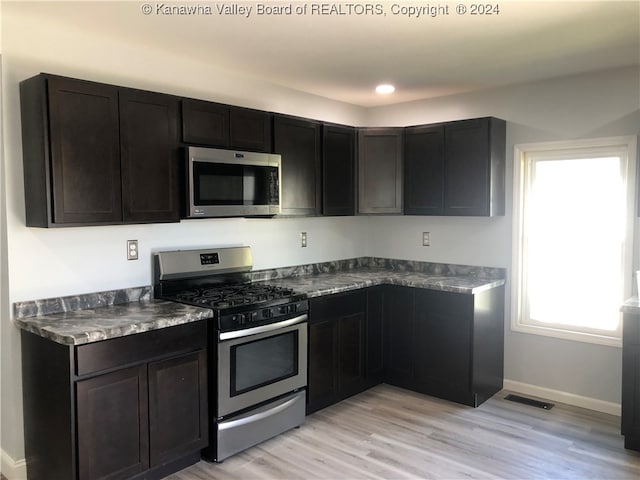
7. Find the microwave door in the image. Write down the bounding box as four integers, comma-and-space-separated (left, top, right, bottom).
187, 147, 281, 218
243, 170, 256, 205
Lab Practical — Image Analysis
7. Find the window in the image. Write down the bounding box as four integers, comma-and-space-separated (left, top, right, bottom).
513, 136, 637, 346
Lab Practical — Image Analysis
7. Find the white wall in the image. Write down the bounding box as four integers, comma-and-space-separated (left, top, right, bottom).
1, 1, 639, 470
366, 67, 640, 410
0, 2, 370, 467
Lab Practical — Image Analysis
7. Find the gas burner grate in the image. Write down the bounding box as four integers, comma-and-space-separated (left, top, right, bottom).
170, 283, 297, 309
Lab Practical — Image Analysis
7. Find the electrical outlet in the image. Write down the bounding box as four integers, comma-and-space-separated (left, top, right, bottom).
422, 232, 430, 246
127, 240, 139, 260
300, 232, 307, 248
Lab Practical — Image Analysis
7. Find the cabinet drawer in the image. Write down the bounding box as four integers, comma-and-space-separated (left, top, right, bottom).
75, 321, 207, 376
310, 290, 366, 323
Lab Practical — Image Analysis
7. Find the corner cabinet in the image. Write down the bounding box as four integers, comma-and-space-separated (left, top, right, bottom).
322, 124, 356, 216
21, 322, 208, 480
358, 128, 404, 214
622, 311, 640, 452
306, 284, 505, 413
20, 74, 180, 227
273, 115, 322, 216
404, 117, 506, 217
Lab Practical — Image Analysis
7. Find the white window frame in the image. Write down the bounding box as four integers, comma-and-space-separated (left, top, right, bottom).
512, 135, 638, 347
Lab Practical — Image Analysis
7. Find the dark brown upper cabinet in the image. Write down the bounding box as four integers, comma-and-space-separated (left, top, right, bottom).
322, 124, 356, 216
273, 115, 322, 216
404, 117, 506, 217
404, 124, 445, 215
20, 74, 180, 227
229, 106, 272, 152
120, 88, 180, 224
21, 75, 123, 226
181, 99, 229, 147
181, 98, 272, 152
358, 128, 403, 214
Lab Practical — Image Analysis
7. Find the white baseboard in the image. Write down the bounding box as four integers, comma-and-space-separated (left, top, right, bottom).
503, 379, 621, 417
1, 449, 27, 480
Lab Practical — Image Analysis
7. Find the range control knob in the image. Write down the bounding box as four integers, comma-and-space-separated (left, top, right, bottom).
262, 308, 273, 319
279, 305, 291, 315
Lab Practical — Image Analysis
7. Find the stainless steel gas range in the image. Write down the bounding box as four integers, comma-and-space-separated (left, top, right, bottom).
153, 246, 308, 462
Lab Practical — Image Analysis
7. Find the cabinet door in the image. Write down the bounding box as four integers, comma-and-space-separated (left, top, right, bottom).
444, 117, 505, 216
76, 365, 149, 480
148, 350, 208, 466
404, 125, 445, 215
322, 124, 356, 216
307, 319, 339, 412
358, 128, 403, 214
273, 115, 322, 215
181, 99, 230, 147
47, 76, 122, 224
413, 289, 473, 398
229, 106, 272, 152
338, 312, 367, 397
384, 286, 415, 386
366, 286, 385, 386
119, 89, 180, 223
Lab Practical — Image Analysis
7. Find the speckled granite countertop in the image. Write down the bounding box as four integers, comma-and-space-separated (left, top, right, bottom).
256, 267, 504, 298
15, 299, 213, 346
621, 297, 640, 316
14, 257, 505, 345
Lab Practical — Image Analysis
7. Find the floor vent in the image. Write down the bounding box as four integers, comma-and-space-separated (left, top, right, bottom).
504, 394, 554, 410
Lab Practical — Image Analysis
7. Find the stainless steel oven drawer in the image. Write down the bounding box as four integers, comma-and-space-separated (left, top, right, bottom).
214, 390, 305, 462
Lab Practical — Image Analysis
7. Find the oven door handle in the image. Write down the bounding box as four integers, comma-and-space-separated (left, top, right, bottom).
219, 314, 308, 341
218, 392, 302, 431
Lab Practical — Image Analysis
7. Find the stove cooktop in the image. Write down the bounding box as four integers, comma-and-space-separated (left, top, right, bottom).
170, 283, 299, 309
153, 247, 308, 332
162, 282, 308, 332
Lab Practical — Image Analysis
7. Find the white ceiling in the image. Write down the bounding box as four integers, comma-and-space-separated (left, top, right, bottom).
14, 0, 640, 107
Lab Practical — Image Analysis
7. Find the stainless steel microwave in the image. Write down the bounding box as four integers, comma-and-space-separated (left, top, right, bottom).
185, 146, 281, 218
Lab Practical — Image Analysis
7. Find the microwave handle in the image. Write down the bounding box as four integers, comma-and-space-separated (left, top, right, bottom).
218, 314, 307, 341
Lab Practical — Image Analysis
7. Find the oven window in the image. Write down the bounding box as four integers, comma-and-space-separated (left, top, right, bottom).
230, 331, 298, 396
194, 162, 274, 206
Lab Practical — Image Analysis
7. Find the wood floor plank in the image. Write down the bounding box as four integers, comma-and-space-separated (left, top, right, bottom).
167, 384, 640, 479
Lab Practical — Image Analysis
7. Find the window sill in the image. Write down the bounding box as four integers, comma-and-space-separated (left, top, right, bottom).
510, 321, 622, 348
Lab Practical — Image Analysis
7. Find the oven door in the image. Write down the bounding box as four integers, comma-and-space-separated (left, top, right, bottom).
217, 314, 307, 418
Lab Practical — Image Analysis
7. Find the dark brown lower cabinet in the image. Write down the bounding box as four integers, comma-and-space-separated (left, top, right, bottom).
307, 285, 505, 414
622, 312, 640, 451
307, 291, 367, 413
21, 322, 208, 480
412, 287, 504, 406
77, 366, 150, 480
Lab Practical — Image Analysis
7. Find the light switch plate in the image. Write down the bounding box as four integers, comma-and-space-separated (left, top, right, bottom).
127, 240, 139, 260
422, 232, 430, 246
301, 232, 307, 248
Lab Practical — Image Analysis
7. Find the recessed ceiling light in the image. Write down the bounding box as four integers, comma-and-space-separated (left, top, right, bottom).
375, 84, 395, 94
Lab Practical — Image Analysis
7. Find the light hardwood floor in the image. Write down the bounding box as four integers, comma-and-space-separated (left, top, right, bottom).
168, 384, 640, 479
